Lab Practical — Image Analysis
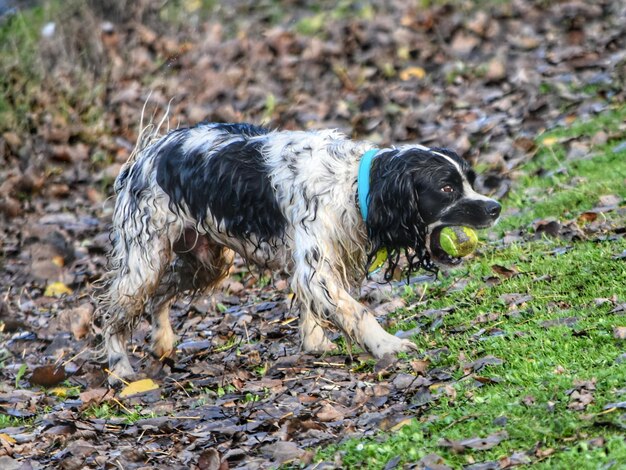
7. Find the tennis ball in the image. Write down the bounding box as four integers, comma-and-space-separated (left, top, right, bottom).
439, 226, 478, 257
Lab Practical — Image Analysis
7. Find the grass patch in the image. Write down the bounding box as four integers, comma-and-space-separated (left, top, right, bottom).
0, 5, 46, 132
499, 104, 626, 233
0, 414, 26, 429
320, 105, 626, 468
294, 0, 375, 36
82, 403, 158, 424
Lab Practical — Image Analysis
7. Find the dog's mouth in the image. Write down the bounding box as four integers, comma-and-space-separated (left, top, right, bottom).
427, 226, 468, 266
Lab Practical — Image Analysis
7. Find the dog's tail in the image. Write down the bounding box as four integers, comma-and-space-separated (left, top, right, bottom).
114, 93, 173, 194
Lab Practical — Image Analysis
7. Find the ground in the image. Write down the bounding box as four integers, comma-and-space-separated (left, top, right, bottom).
0, 1, 625, 469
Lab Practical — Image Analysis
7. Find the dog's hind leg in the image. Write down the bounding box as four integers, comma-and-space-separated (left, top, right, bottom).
102, 237, 173, 383
149, 232, 235, 359
100, 188, 179, 383
147, 281, 177, 361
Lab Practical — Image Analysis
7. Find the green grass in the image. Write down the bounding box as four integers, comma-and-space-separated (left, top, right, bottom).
499, 104, 626, 233
319, 106, 626, 468
0, 5, 46, 132
82, 403, 158, 424
0, 414, 25, 430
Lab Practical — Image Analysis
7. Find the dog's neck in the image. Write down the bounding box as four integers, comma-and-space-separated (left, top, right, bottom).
357, 148, 379, 222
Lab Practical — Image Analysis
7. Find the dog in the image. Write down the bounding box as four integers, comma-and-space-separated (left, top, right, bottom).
98, 122, 501, 382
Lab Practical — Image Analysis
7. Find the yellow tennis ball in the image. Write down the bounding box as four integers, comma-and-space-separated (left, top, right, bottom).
439, 226, 478, 257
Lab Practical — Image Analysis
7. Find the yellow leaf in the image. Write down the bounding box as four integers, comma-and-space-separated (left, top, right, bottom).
51, 255, 65, 267
183, 0, 201, 12
399, 66, 426, 81
44, 282, 73, 297
542, 136, 558, 147
119, 378, 159, 398
49, 386, 69, 398
390, 417, 414, 432
0, 433, 16, 444
397, 46, 410, 60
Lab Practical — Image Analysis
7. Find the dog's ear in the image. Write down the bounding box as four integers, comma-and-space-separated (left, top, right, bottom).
365, 150, 433, 279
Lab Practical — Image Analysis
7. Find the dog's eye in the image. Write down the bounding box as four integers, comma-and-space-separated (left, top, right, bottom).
441, 185, 454, 193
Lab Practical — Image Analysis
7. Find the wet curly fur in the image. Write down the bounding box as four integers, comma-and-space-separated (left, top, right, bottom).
97, 122, 501, 382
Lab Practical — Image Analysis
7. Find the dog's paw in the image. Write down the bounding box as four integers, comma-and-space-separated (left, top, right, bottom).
106, 356, 134, 386
301, 320, 338, 354
368, 335, 417, 359
302, 333, 338, 354
152, 329, 177, 360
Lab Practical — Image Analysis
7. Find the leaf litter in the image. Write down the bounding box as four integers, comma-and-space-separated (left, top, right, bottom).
0, 0, 625, 467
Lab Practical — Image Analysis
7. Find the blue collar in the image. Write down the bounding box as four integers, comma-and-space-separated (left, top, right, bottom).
357, 149, 379, 221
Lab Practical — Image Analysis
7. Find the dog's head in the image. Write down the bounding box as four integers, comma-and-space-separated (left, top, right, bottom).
365, 146, 501, 278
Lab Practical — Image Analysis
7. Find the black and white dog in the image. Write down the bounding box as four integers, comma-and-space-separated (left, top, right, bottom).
99, 122, 500, 381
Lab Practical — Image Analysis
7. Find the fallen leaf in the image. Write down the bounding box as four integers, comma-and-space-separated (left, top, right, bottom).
261, 441, 304, 464
567, 379, 596, 411
439, 430, 508, 452
59, 303, 94, 340
464, 355, 504, 372
599, 194, 621, 207
411, 359, 430, 374
399, 66, 426, 81
613, 327, 626, 340
474, 375, 502, 385
119, 378, 159, 398
0, 433, 16, 445
49, 387, 70, 398
316, 403, 345, 422
541, 136, 559, 146
603, 401, 626, 410
30, 365, 67, 387
578, 212, 598, 223
44, 282, 73, 297
491, 264, 519, 278
541, 317, 578, 328
534, 220, 561, 238
197, 448, 222, 470
416, 453, 451, 469
535, 447, 556, 458
485, 56, 507, 82
390, 417, 414, 432
79, 388, 116, 406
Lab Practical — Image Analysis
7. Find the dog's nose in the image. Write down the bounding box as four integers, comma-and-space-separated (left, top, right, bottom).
485, 201, 501, 218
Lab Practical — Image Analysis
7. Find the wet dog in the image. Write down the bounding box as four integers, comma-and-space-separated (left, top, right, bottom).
98, 122, 500, 382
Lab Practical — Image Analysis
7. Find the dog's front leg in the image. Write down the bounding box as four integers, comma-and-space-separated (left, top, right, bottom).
292, 247, 416, 358
325, 275, 416, 357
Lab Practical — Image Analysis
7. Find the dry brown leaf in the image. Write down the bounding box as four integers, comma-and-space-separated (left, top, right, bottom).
316, 403, 345, 422
79, 388, 116, 407
411, 359, 430, 374
30, 365, 67, 387
613, 326, 626, 340
491, 264, 519, 278
60, 303, 94, 340
439, 430, 508, 452
197, 448, 222, 470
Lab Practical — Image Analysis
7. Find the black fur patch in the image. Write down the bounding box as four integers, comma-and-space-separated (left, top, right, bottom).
365, 149, 434, 279
208, 122, 270, 137
156, 125, 287, 243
